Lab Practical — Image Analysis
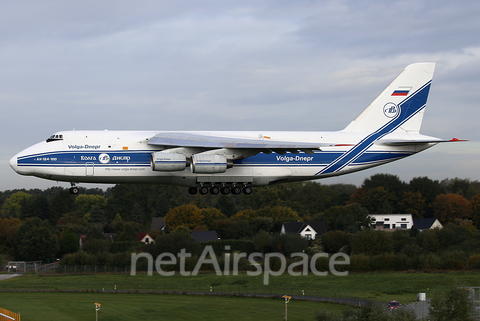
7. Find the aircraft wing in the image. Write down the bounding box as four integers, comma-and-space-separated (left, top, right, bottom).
147, 132, 325, 154
376, 138, 467, 146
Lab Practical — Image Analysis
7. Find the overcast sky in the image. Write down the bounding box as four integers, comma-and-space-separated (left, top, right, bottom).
2, 0, 480, 191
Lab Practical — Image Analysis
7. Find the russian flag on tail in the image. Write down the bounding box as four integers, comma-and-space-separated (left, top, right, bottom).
391, 87, 411, 96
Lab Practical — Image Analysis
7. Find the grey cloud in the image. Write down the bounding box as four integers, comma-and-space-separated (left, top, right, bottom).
296, 0, 480, 56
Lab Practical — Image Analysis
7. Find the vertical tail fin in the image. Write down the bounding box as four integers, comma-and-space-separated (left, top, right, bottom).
343, 62, 436, 134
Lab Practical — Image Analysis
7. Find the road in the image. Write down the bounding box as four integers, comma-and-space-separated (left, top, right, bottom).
0, 274, 22, 281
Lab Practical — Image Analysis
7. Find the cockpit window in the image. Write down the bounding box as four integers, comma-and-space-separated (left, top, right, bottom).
46, 134, 63, 143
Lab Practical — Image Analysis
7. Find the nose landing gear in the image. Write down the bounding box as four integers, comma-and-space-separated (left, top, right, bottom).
69, 183, 79, 195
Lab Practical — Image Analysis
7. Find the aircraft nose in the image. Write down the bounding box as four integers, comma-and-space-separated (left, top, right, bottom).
10, 142, 47, 176
9, 155, 18, 172
10, 151, 35, 176
10, 151, 32, 175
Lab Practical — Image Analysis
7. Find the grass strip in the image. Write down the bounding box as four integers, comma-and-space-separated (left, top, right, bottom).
1, 271, 478, 303
0, 291, 344, 321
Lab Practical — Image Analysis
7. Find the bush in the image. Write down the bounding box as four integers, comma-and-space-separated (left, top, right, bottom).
311, 254, 330, 273
269, 233, 308, 256
370, 253, 397, 271
110, 241, 138, 253
321, 230, 350, 253
14, 217, 59, 261
59, 227, 80, 256
423, 253, 441, 270
342, 301, 389, 320
107, 252, 131, 267
203, 240, 255, 255
314, 310, 341, 321
439, 250, 466, 270
83, 239, 110, 256
429, 286, 475, 321
350, 254, 371, 272
467, 254, 480, 269
315, 303, 417, 321
393, 253, 410, 271
61, 251, 98, 265
351, 229, 393, 255
149, 232, 201, 257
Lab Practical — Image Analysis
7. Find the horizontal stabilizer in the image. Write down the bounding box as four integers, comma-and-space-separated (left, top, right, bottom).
376, 138, 467, 146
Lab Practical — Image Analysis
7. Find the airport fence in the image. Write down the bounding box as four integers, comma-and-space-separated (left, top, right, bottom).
404, 300, 430, 319
469, 287, 480, 319
0, 307, 20, 321
37, 264, 131, 275
404, 288, 480, 320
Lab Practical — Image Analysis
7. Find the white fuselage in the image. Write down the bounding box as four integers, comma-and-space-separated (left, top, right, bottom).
9, 130, 435, 187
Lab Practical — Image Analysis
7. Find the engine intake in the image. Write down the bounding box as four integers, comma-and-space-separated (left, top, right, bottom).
151, 152, 187, 171
191, 154, 228, 173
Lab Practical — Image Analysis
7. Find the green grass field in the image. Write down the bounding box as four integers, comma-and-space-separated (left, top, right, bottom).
0, 292, 343, 321
1, 271, 478, 302
0, 271, 478, 320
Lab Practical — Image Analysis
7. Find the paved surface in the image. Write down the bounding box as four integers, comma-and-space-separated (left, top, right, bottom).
0, 274, 22, 281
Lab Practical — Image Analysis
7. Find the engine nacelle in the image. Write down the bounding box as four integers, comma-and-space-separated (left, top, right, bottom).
191, 154, 228, 173
151, 152, 187, 171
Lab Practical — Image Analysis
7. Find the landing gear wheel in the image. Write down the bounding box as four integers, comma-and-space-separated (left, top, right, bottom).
221, 186, 231, 195
231, 186, 242, 195
243, 186, 253, 195
188, 187, 198, 195
199, 187, 209, 195
69, 187, 79, 195
210, 186, 219, 195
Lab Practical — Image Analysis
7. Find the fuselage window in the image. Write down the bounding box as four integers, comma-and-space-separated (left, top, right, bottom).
46, 134, 64, 143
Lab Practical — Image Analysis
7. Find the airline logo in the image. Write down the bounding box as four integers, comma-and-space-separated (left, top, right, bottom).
99, 154, 132, 163
276, 155, 314, 163
383, 103, 400, 118
68, 144, 101, 149
99, 153, 111, 164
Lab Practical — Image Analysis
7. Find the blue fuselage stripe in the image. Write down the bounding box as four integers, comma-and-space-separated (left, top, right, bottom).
17, 150, 413, 170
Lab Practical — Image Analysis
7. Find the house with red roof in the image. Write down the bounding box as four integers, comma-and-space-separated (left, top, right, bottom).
137, 233, 155, 244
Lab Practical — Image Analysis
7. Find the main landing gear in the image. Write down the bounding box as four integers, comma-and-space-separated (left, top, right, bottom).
188, 183, 253, 195
69, 183, 79, 195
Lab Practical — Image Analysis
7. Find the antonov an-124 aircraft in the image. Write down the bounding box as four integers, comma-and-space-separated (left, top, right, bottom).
10, 63, 464, 195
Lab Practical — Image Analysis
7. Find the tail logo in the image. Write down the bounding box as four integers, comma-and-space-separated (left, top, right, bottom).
383, 102, 400, 118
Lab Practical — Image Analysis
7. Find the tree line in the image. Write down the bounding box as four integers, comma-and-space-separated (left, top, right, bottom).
1, 174, 480, 269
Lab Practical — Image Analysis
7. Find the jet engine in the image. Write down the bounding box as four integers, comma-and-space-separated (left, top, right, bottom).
151, 152, 187, 171
190, 154, 229, 173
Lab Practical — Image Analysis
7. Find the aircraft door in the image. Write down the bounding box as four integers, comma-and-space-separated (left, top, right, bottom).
86, 162, 94, 176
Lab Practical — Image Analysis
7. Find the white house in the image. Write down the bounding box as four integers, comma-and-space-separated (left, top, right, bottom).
370, 214, 414, 230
